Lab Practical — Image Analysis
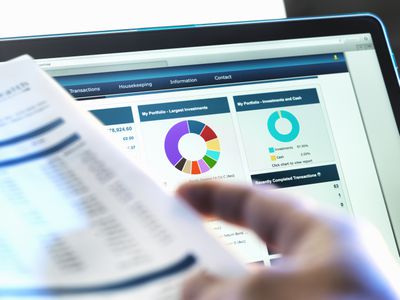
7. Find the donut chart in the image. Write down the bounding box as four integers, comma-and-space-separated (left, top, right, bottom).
164, 120, 220, 174
267, 110, 300, 143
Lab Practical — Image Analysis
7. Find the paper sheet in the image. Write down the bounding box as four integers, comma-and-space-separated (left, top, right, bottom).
0, 56, 245, 299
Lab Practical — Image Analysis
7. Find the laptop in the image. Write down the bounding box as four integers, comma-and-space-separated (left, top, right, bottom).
0, 14, 399, 265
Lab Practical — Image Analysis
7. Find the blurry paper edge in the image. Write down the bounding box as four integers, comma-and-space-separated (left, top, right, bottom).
0, 55, 246, 298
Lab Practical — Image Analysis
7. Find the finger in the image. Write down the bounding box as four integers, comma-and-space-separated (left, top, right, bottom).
177, 181, 318, 252
182, 269, 306, 300
182, 272, 221, 300
182, 271, 245, 300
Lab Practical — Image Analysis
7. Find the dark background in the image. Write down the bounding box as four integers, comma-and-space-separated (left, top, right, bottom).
284, 0, 400, 63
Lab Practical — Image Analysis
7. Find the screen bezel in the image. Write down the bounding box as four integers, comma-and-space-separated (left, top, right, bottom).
0, 15, 399, 131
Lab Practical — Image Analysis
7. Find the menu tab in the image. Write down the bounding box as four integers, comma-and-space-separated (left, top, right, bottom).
55, 53, 347, 100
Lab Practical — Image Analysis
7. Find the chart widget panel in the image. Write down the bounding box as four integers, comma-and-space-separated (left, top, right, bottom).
234, 89, 334, 173
90, 107, 138, 158
235, 89, 350, 212
252, 165, 349, 211
138, 97, 246, 189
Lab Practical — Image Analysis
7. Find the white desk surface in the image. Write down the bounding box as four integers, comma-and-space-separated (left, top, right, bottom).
0, 0, 286, 38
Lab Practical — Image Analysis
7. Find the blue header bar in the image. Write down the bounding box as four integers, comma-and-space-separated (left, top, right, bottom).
55, 53, 347, 99
90, 107, 134, 125
252, 165, 340, 188
234, 88, 319, 112
138, 98, 230, 122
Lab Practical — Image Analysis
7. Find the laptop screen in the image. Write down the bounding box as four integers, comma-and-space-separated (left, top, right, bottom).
36, 32, 399, 264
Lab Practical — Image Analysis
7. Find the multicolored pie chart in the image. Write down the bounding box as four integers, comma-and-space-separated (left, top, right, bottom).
164, 120, 220, 174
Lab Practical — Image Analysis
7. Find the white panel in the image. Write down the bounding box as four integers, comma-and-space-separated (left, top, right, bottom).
0, 0, 286, 38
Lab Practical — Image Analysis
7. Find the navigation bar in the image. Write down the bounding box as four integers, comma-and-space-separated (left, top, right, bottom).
55, 53, 347, 100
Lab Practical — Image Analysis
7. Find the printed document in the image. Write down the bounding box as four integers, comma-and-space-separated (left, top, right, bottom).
0, 56, 245, 299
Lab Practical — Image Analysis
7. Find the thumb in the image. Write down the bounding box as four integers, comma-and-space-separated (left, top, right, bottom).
182, 269, 305, 300
182, 271, 243, 300
182, 272, 223, 300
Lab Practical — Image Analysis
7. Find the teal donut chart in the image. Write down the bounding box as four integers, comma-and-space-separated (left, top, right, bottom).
267, 110, 300, 143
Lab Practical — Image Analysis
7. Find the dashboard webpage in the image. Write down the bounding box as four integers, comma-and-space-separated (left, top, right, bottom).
38, 33, 398, 264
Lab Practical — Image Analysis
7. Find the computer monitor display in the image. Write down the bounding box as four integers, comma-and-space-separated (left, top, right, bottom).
31, 30, 399, 264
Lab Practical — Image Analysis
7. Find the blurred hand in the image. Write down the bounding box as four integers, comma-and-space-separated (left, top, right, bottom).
177, 182, 400, 300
